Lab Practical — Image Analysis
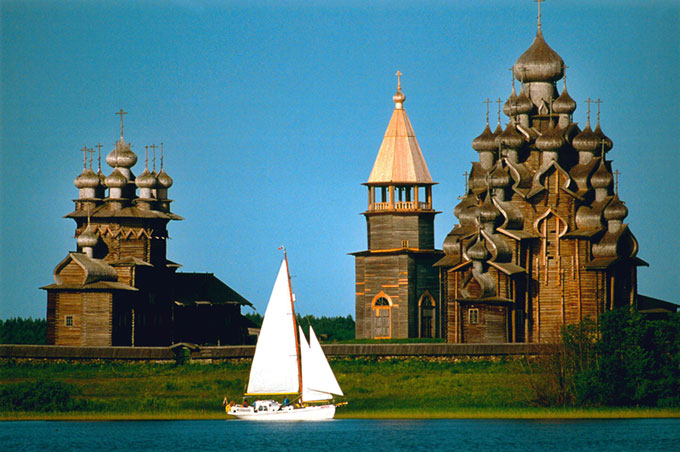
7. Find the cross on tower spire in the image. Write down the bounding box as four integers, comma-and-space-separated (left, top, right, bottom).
395, 70, 402, 91
88, 148, 95, 169
150, 144, 157, 172
144, 145, 149, 170
535, 0, 545, 31
160, 142, 164, 170
80, 146, 88, 169
496, 98, 502, 125
614, 169, 621, 194
584, 97, 593, 125
483, 98, 491, 124
115, 108, 127, 139
95, 143, 103, 171
594, 98, 602, 124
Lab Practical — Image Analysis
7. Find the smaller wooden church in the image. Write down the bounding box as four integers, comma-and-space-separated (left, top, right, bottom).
42, 113, 253, 347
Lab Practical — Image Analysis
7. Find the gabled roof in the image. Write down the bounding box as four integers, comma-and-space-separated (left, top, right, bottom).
367, 94, 434, 185
169, 272, 252, 307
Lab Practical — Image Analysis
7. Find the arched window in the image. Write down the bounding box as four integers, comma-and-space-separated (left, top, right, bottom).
418, 292, 436, 338
372, 293, 392, 339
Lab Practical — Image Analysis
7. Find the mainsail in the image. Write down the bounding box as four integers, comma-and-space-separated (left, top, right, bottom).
246, 260, 300, 395
300, 325, 344, 402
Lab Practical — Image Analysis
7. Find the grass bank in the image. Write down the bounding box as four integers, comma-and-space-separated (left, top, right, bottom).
2, 358, 678, 420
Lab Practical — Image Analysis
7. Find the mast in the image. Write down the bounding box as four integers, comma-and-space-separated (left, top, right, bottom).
281, 247, 304, 397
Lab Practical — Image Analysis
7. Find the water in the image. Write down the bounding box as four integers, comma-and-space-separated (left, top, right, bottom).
1, 419, 679, 452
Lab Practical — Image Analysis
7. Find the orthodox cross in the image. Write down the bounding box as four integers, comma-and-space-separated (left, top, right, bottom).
463, 171, 469, 193
160, 142, 164, 169
95, 143, 103, 171
80, 145, 88, 169
535, 0, 545, 30
483, 98, 491, 124
496, 98, 502, 125
87, 148, 95, 169
594, 98, 602, 123
395, 70, 402, 91
150, 144, 157, 172
115, 108, 127, 139
144, 145, 149, 169
613, 169, 621, 194
584, 97, 593, 124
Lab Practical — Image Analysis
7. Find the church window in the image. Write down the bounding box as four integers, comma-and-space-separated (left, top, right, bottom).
468, 308, 479, 325
418, 293, 436, 338
65, 315, 73, 327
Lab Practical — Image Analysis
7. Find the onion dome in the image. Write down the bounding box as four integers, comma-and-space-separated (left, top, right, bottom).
591, 159, 613, 190
106, 138, 138, 169
77, 226, 99, 249
455, 196, 479, 225
594, 123, 613, 153
496, 122, 525, 149
535, 121, 564, 152
512, 30, 565, 83
467, 237, 490, 261
157, 169, 173, 189
553, 83, 576, 115
74, 168, 100, 189
135, 168, 157, 189
572, 124, 600, 153
604, 195, 628, 221
515, 88, 533, 115
488, 164, 511, 189
472, 124, 497, 152
493, 122, 503, 137
105, 168, 128, 188
478, 196, 501, 224
393, 89, 406, 106
503, 84, 518, 117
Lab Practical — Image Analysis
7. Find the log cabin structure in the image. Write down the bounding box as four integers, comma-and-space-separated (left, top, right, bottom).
42, 112, 252, 346
435, 5, 675, 344
353, 74, 444, 339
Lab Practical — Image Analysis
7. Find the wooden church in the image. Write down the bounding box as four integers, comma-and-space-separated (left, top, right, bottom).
42, 113, 253, 347
353, 74, 444, 339
435, 7, 674, 343
354, 5, 676, 343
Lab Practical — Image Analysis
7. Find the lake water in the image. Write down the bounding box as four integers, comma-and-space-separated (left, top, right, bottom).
1, 418, 679, 451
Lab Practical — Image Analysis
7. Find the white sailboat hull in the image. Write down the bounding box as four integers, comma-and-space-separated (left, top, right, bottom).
228, 404, 336, 421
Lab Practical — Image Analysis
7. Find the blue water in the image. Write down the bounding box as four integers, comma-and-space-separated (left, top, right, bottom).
1, 419, 679, 452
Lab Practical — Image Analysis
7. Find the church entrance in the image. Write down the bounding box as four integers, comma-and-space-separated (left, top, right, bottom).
418, 292, 436, 338
372, 295, 392, 339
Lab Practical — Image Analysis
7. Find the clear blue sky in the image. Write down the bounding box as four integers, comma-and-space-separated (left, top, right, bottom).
1, 0, 678, 319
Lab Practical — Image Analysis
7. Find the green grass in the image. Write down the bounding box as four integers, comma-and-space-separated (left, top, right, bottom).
1, 357, 678, 420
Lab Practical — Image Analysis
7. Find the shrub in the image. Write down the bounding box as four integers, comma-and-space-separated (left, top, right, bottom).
0, 379, 84, 412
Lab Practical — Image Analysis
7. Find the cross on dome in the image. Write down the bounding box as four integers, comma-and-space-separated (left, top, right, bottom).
395, 70, 402, 91
115, 108, 127, 139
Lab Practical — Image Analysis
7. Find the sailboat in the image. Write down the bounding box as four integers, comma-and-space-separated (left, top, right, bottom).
228, 250, 345, 420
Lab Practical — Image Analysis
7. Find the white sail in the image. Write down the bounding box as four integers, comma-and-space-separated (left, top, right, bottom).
246, 259, 300, 395
301, 325, 343, 402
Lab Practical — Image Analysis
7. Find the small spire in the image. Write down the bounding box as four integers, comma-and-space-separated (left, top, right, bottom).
115, 108, 127, 140
483, 98, 491, 125
88, 148, 95, 170
396, 70, 402, 91
81, 145, 88, 169
96, 143, 103, 171
613, 169, 620, 194
150, 144, 157, 172
584, 97, 593, 126
536, 0, 545, 32
496, 98, 502, 125
595, 98, 602, 125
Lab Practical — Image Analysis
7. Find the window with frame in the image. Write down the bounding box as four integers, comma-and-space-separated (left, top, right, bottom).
65, 315, 74, 327
468, 308, 479, 325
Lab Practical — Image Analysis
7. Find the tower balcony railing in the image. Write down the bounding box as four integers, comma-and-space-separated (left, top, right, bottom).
370, 201, 432, 211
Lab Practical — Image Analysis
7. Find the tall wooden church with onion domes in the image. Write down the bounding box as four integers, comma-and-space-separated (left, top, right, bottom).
434, 3, 675, 343
352, 73, 444, 339
42, 111, 253, 347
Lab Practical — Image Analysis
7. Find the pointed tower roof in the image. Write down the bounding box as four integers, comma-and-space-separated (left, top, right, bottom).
367, 73, 434, 185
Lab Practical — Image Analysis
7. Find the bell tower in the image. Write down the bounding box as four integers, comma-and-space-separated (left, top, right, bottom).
352, 73, 444, 339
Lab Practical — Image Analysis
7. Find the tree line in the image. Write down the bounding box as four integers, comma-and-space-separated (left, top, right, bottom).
0, 318, 46, 344
244, 313, 355, 342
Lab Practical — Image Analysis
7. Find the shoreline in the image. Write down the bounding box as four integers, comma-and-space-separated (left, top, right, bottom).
3, 407, 680, 421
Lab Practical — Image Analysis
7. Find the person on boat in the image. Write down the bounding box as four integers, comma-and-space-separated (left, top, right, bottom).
282, 397, 290, 407
242, 400, 248, 407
